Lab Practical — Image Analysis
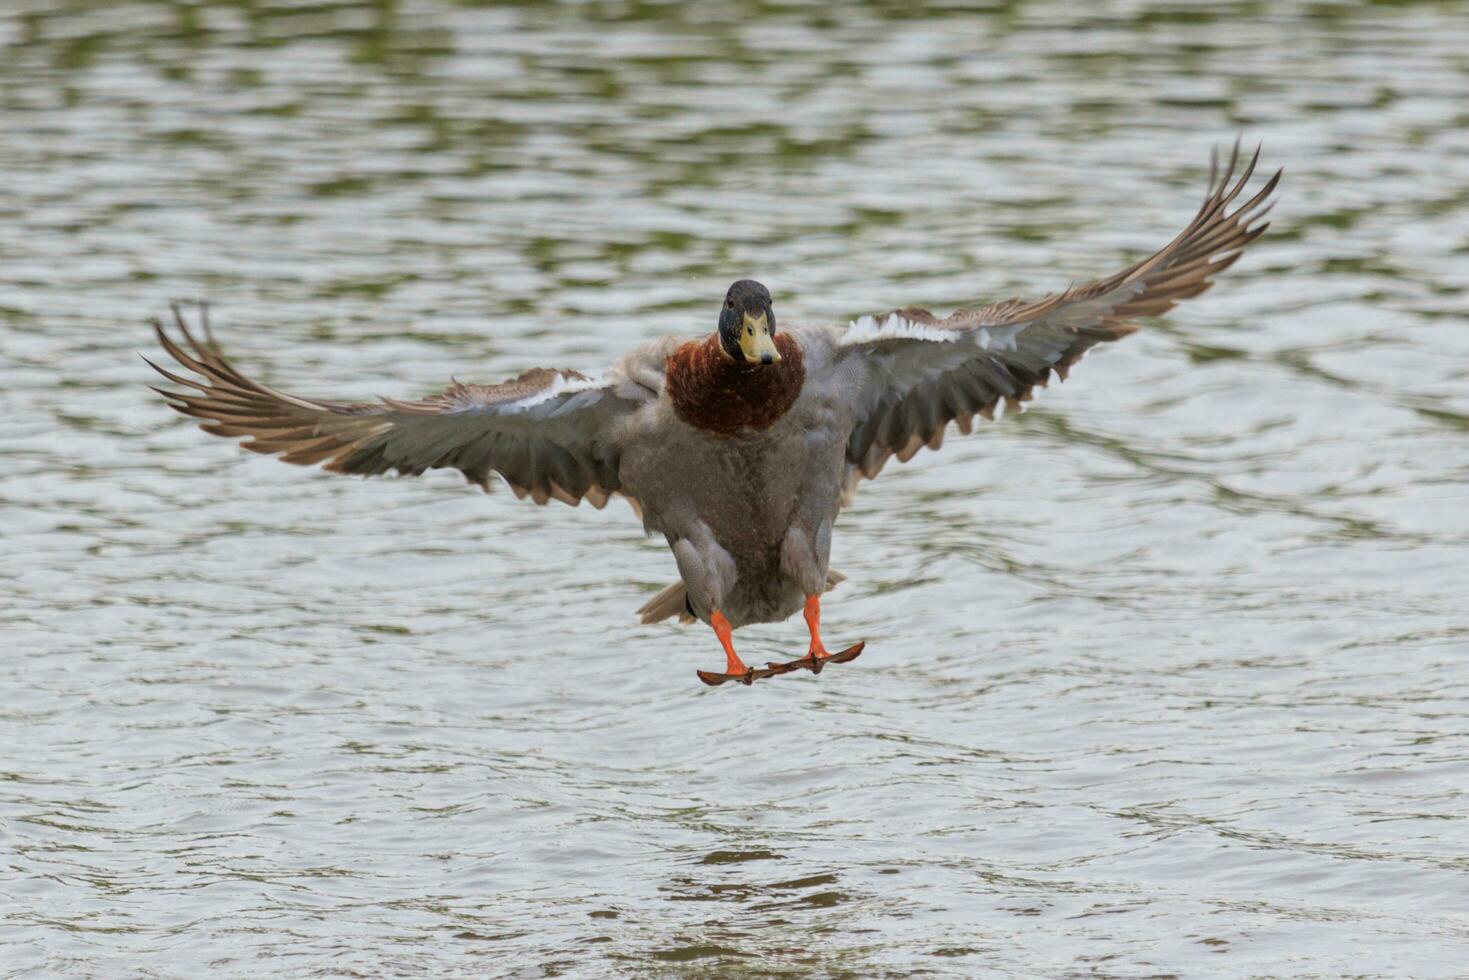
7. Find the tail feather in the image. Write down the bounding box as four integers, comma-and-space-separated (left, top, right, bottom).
636, 580, 698, 625
636, 570, 847, 625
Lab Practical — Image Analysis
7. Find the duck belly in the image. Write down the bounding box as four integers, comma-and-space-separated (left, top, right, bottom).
622, 407, 848, 628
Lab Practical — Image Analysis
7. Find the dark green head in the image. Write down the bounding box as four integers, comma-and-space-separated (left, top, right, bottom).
717, 279, 779, 364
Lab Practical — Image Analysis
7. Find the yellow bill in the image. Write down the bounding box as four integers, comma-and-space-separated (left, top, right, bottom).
739, 311, 781, 364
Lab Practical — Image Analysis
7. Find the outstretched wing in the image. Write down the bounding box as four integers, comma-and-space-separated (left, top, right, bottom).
831, 143, 1280, 485
147, 306, 648, 508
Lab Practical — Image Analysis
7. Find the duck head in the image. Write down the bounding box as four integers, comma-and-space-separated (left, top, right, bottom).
717, 279, 780, 365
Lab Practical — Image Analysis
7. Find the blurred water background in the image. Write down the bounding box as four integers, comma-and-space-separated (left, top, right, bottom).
3, 1, 1469, 976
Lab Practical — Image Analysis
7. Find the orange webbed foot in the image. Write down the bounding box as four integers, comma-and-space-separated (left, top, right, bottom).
696, 602, 865, 688
765, 641, 866, 676
698, 611, 770, 687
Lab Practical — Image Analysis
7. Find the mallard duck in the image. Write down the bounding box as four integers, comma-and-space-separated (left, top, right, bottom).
149, 145, 1278, 686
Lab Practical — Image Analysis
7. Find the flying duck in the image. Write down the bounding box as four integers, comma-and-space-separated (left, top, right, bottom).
148, 145, 1279, 686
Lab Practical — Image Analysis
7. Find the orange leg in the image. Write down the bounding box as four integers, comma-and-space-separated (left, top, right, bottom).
700, 601, 863, 687
803, 594, 833, 659
711, 611, 748, 676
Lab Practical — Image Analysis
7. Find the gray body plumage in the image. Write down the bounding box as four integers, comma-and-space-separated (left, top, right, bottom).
617, 325, 851, 628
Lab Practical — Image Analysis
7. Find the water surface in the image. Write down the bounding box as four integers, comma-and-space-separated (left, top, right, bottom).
3, 1, 1469, 975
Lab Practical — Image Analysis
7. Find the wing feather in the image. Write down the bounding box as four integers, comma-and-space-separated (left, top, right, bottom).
147, 305, 647, 507
832, 143, 1280, 490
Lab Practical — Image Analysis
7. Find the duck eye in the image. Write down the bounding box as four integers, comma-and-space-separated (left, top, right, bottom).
747, 326, 754, 335
725, 299, 734, 310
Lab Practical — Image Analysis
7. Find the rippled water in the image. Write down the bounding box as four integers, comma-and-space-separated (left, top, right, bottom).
4, 1, 1469, 975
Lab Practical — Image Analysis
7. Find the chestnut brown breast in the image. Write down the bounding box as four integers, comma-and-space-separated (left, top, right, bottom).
665, 334, 806, 437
